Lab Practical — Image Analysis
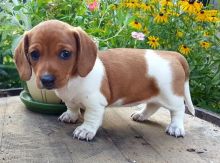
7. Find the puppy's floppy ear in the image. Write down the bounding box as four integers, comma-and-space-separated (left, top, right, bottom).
14, 32, 32, 81
73, 27, 97, 77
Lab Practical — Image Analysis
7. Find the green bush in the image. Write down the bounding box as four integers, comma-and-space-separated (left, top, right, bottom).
0, 0, 219, 112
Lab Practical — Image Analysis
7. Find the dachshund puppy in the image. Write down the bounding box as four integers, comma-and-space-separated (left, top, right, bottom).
14, 20, 195, 141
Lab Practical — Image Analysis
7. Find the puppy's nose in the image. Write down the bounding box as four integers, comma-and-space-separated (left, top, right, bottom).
40, 74, 55, 89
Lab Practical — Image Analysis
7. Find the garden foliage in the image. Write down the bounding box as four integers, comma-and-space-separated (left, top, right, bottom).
0, 0, 219, 111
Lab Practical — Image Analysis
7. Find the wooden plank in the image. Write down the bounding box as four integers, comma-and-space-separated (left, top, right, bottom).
103, 108, 164, 163
0, 97, 7, 155
0, 97, 127, 163
0, 97, 220, 163
112, 106, 220, 163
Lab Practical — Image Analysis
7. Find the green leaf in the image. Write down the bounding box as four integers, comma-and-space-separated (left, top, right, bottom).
13, 5, 23, 11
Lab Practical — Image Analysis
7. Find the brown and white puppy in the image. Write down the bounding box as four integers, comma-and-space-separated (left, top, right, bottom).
14, 20, 195, 141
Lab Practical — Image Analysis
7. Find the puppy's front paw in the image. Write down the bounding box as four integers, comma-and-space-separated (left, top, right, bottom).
166, 123, 185, 138
58, 110, 78, 123
131, 112, 147, 122
73, 125, 96, 141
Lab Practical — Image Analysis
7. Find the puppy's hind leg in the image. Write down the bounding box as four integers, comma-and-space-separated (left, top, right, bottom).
165, 104, 185, 138
132, 103, 160, 122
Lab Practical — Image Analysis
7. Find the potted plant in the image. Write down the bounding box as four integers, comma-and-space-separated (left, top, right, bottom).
0, 1, 66, 114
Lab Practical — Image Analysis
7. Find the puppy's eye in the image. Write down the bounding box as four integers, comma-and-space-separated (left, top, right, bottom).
30, 51, 40, 61
59, 50, 71, 60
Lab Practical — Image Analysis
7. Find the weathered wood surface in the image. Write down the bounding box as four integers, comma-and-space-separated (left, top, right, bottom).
0, 97, 220, 163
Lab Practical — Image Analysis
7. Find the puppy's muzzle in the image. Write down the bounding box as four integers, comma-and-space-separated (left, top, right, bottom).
40, 74, 56, 89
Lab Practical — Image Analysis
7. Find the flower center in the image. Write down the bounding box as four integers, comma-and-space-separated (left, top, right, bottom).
200, 10, 204, 14
152, 40, 155, 42
134, 21, 139, 24
183, 45, 187, 48
159, 13, 164, 16
189, 0, 195, 4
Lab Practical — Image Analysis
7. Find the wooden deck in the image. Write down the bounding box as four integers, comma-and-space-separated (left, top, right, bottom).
0, 96, 220, 163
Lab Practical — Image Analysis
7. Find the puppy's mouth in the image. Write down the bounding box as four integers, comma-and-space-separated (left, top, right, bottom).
42, 79, 68, 90
43, 85, 55, 90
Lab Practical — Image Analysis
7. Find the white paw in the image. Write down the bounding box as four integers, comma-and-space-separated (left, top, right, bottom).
58, 110, 78, 123
73, 125, 96, 141
166, 123, 185, 138
131, 112, 147, 122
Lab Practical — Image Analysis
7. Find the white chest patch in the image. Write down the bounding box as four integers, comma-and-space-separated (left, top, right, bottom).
55, 58, 108, 108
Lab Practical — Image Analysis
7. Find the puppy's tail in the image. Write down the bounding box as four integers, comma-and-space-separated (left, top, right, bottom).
184, 80, 195, 116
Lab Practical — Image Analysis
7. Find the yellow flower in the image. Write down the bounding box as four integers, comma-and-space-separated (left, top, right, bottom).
140, 3, 152, 11
160, 0, 174, 7
204, 32, 209, 37
194, 1, 203, 11
178, 0, 188, 6
180, 0, 202, 14
206, 10, 218, 17
195, 10, 208, 22
200, 41, 211, 49
129, 20, 142, 29
125, 3, 137, 8
205, 10, 220, 22
176, 31, 184, 38
208, 16, 220, 22
151, 0, 160, 4
110, 4, 118, 10
147, 36, 160, 49
179, 45, 191, 55
154, 12, 168, 23
124, 0, 139, 8
143, 27, 149, 34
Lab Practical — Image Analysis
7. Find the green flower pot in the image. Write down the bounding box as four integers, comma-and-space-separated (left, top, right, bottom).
20, 90, 66, 115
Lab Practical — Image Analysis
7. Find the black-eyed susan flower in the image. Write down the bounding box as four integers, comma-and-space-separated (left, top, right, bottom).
195, 10, 208, 22
178, 0, 188, 6
143, 27, 149, 34
194, 0, 203, 11
125, 0, 139, 8
140, 3, 152, 11
200, 41, 211, 49
206, 10, 218, 17
160, 0, 174, 7
206, 10, 220, 22
154, 12, 168, 23
147, 36, 160, 49
180, 0, 202, 14
179, 45, 191, 55
203, 32, 210, 37
208, 16, 220, 22
129, 20, 142, 29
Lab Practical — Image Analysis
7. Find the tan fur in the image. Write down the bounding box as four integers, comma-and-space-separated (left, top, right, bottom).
99, 48, 160, 105
14, 20, 189, 101
14, 33, 32, 81
156, 51, 190, 96
14, 20, 97, 89
73, 27, 97, 77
